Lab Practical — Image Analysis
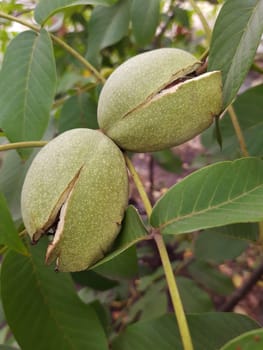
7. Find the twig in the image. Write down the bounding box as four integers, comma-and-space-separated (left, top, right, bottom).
227, 105, 249, 157
188, 0, 211, 44
124, 154, 194, 350
0, 11, 105, 84
153, 0, 177, 47
219, 260, 263, 311
148, 154, 155, 206
0, 141, 47, 152
154, 231, 194, 350
124, 154, 152, 218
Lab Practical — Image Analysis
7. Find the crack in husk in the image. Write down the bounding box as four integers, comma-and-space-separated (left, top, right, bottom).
120, 61, 201, 120
44, 166, 84, 268
31, 166, 83, 246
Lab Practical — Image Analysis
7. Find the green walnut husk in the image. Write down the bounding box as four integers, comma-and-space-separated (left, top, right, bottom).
98, 48, 222, 152
21, 129, 129, 272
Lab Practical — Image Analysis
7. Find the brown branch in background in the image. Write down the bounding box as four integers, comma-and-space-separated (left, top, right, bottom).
219, 260, 263, 312
153, 0, 177, 47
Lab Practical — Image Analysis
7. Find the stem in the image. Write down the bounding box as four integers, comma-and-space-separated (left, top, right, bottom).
0, 11, 38, 31
0, 11, 105, 84
124, 154, 194, 350
0, 141, 48, 152
19, 229, 27, 237
199, 47, 209, 62
220, 259, 263, 311
188, 0, 212, 43
0, 246, 7, 256
228, 105, 249, 157
154, 233, 194, 350
124, 154, 153, 218
50, 35, 105, 83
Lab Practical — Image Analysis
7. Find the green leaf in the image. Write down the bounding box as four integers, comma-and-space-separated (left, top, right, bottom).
177, 277, 214, 313
72, 269, 119, 290
1, 239, 108, 350
202, 84, 263, 158
0, 30, 56, 158
56, 71, 84, 95
131, 0, 160, 46
220, 329, 263, 350
0, 192, 27, 255
174, 7, 190, 28
127, 279, 167, 322
0, 150, 32, 220
86, 0, 131, 66
194, 230, 247, 263
151, 158, 263, 235
112, 313, 259, 350
188, 260, 234, 296
89, 300, 110, 336
152, 150, 182, 173
208, 0, 263, 107
58, 93, 98, 132
94, 246, 138, 279
92, 205, 148, 268
209, 223, 259, 241
34, 0, 117, 24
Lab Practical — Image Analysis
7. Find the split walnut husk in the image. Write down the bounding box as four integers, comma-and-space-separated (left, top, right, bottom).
98, 48, 222, 152
21, 129, 129, 272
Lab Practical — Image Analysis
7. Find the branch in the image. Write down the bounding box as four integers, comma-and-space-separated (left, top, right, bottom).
219, 260, 263, 311
0, 11, 105, 84
188, 0, 212, 44
227, 105, 249, 157
124, 154, 194, 350
0, 141, 48, 152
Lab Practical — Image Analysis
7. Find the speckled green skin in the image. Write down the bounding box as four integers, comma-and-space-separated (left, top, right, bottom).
21, 129, 129, 272
98, 48, 222, 152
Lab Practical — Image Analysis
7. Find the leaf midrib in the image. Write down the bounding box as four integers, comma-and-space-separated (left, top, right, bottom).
22, 33, 39, 140
159, 182, 263, 230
